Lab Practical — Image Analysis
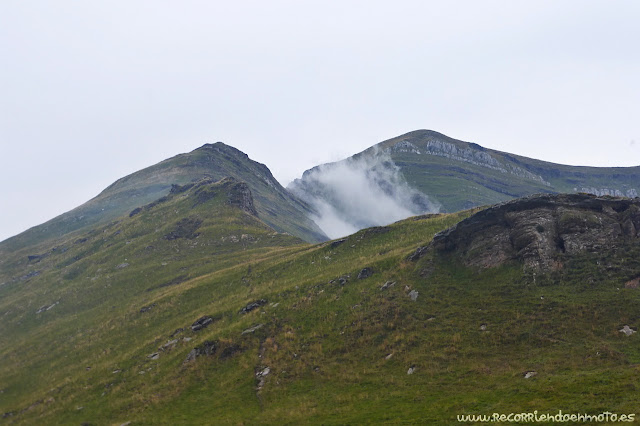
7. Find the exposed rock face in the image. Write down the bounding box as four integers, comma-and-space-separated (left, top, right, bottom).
223, 179, 258, 216
164, 217, 202, 240
387, 136, 550, 186
427, 194, 640, 270
578, 187, 638, 198
185, 340, 217, 362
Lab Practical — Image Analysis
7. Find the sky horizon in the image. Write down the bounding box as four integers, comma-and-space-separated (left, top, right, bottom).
2, 1, 639, 242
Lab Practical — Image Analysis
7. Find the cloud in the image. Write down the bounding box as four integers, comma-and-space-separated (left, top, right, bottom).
289, 149, 440, 239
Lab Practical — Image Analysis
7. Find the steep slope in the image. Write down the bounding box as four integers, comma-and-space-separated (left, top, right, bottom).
2, 193, 640, 424
289, 130, 640, 236
0, 142, 326, 257
0, 177, 308, 422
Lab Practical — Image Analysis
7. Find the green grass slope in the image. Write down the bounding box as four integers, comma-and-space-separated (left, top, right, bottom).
2, 189, 640, 424
0, 142, 326, 258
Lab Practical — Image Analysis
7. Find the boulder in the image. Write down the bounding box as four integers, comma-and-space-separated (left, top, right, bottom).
357, 268, 374, 279
139, 303, 157, 314
240, 299, 267, 314
191, 316, 213, 331
380, 281, 396, 290
242, 324, 264, 335
620, 325, 636, 336
330, 238, 347, 248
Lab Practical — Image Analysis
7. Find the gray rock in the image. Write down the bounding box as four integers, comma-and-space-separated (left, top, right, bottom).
242, 324, 264, 335
161, 339, 178, 350
524, 371, 537, 379
116, 263, 129, 269
256, 367, 270, 377
407, 366, 416, 375
408, 290, 419, 301
620, 325, 636, 336
407, 246, 429, 262
140, 303, 156, 313
191, 316, 214, 331
19, 271, 40, 281
256, 366, 271, 390
357, 268, 374, 279
36, 301, 59, 314
148, 353, 159, 360
240, 299, 268, 314
330, 238, 347, 248
184, 340, 217, 362
380, 281, 396, 290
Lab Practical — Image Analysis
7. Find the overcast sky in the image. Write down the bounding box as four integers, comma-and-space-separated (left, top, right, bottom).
1, 1, 639, 242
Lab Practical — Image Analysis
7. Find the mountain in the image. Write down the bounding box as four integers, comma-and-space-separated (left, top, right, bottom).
0, 142, 327, 257
2, 186, 640, 423
288, 130, 640, 237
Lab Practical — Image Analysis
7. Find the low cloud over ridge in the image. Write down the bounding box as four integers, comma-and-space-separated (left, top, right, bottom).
288, 149, 440, 239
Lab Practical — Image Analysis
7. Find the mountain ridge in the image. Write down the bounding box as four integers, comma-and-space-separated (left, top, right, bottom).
0, 142, 327, 257
289, 130, 640, 238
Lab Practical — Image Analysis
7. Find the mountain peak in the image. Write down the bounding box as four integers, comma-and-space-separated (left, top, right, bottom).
195, 142, 249, 158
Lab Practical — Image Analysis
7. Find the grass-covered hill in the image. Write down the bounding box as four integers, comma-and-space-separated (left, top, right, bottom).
291, 130, 640, 214
0, 142, 326, 258
2, 183, 640, 424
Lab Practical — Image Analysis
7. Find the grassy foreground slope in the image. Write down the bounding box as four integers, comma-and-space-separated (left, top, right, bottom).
2, 189, 640, 424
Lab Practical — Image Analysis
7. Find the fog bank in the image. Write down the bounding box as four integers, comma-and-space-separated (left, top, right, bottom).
288, 150, 440, 239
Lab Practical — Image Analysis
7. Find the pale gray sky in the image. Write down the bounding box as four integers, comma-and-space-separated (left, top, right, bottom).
1, 1, 639, 242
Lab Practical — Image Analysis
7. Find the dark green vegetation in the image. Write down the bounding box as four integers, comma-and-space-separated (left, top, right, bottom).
2, 177, 640, 424
294, 130, 640, 213
0, 142, 326, 258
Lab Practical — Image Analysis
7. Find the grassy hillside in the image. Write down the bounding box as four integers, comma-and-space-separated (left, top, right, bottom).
0, 142, 326, 258
2, 186, 640, 424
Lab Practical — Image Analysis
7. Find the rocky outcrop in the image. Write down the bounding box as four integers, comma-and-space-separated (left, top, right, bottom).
163, 217, 202, 240
357, 268, 374, 279
387, 137, 551, 186
577, 187, 638, 198
185, 340, 217, 362
224, 180, 258, 216
425, 193, 640, 270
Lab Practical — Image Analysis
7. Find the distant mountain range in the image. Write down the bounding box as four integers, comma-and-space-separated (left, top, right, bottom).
3, 129, 639, 250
